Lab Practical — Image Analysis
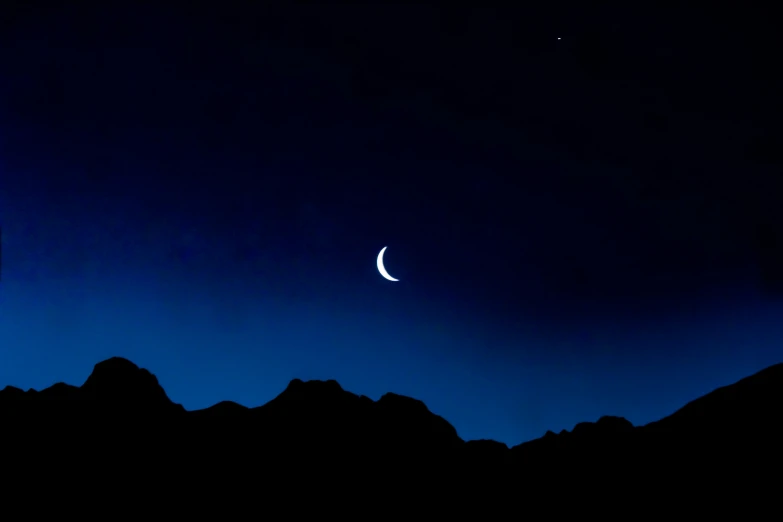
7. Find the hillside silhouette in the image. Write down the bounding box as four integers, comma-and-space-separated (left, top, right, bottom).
1, 356, 781, 509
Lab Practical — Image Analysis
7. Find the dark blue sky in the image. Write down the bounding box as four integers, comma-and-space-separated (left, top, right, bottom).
1, 5, 781, 445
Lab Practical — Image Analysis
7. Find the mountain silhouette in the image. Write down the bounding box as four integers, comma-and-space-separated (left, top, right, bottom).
1, 356, 781, 510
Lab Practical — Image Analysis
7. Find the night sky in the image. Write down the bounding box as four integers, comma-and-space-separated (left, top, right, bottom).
1, 5, 781, 445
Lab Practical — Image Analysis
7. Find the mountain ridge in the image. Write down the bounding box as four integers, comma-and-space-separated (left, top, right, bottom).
1, 355, 781, 508
1, 355, 781, 449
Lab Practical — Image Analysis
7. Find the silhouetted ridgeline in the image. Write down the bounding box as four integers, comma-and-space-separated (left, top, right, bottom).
1, 356, 781, 511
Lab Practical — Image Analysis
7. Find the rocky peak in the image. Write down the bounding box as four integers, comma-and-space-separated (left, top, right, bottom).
571, 415, 634, 437
80, 357, 181, 410
284, 378, 344, 393
0, 385, 26, 400
275, 378, 348, 404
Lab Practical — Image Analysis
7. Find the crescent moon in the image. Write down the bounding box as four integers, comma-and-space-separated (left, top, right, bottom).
376, 246, 399, 282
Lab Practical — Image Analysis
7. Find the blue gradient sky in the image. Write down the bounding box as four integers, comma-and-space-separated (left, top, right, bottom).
1, 5, 781, 445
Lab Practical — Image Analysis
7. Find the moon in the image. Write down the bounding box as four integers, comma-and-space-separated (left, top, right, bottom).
376, 246, 399, 282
